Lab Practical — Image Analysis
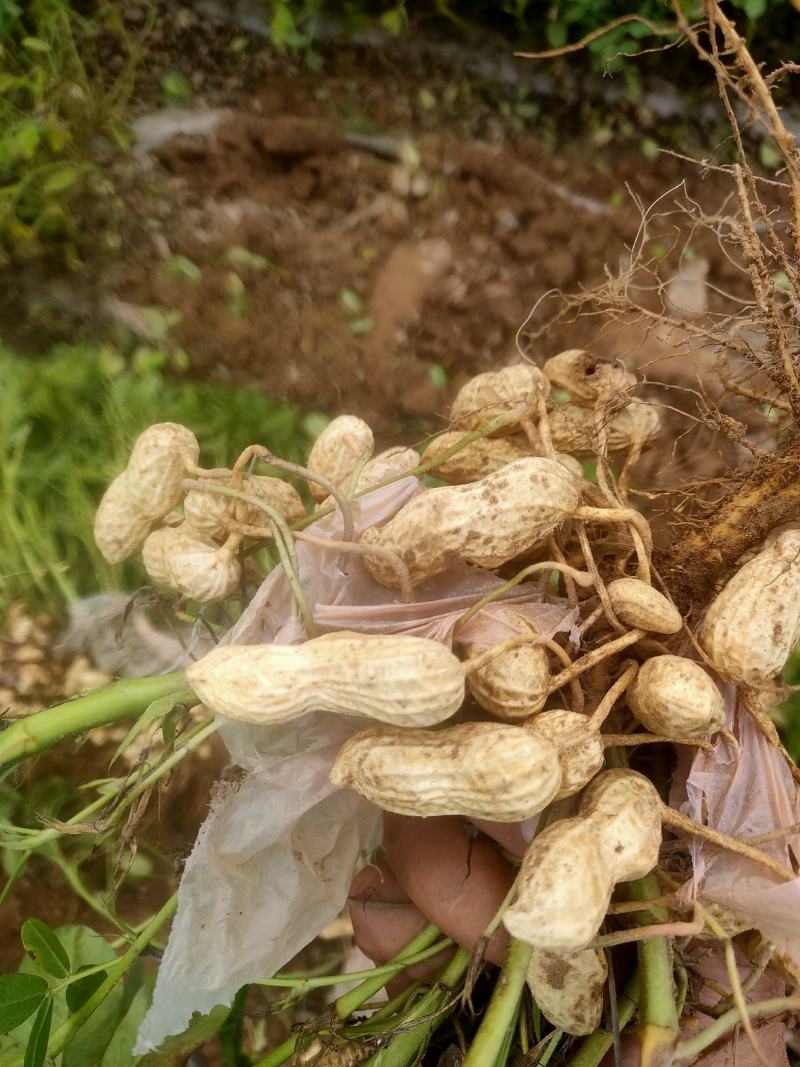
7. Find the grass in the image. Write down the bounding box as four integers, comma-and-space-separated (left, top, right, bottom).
0, 343, 314, 616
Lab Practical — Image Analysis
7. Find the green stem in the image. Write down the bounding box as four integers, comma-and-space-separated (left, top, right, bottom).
673, 997, 800, 1062
628, 873, 678, 1067
568, 970, 639, 1067
0, 672, 188, 771
462, 938, 533, 1067
335, 924, 446, 1020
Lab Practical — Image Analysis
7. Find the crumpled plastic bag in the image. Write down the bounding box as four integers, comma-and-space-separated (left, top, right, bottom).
138, 476, 577, 1051
671, 683, 800, 975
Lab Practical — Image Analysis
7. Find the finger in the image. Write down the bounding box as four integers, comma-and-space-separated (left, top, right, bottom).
382, 814, 515, 966
349, 859, 452, 982
470, 817, 529, 858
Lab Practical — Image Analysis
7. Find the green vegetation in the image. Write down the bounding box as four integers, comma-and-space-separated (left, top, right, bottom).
0, 1, 152, 264
0, 343, 312, 614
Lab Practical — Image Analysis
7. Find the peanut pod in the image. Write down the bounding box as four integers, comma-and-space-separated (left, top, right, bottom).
627, 655, 725, 740
543, 349, 637, 405
186, 631, 465, 727
449, 365, 549, 436
307, 415, 374, 502
526, 947, 607, 1036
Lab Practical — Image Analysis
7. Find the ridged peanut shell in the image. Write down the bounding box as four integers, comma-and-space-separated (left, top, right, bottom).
543, 349, 636, 405
186, 632, 465, 727
527, 947, 607, 1036
126, 422, 200, 520
526, 710, 604, 799
607, 578, 682, 634
141, 526, 176, 585
424, 432, 533, 484
449, 365, 549, 436
94, 472, 153, 564
504, 818, 612, 950
549, 401, 660, 457
162, 526, 241, 602
627, 655, 725, 740
699, 530, 800, 685
465, 638, 549, 720
353, 447, 420, 491
184, 474, 304, 539
361, 457, 581, 588
307, 416, 374, 502
330, 721, 562, 821
580, 769, 662, 882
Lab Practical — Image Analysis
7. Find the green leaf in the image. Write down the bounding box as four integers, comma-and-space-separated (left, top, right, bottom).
338, 288, 363, 314
110, 688, 194, 766
23, 997, 51, 1067
427, 363, 448, 390
162, 255, 201, 282
42, 167, 80, 195
99, 971, 152, 1067
21, 919, 70, 979
21, 36, 49, 52
65, 969, 107, 1013
349, 317, 374, 336
0, 975, 48, 1034
160, 71, 192, 106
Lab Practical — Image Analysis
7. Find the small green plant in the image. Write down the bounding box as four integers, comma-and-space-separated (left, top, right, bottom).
0, 343, 312, 615
0, 1, 151, 265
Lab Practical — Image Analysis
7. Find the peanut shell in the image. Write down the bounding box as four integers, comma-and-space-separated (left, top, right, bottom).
543, 349, 637, 406
184, 474, 304, 539
627, 655, 725, 740
549, 401, 660, 457
504, 818, 612, 950
699, 530, 800, 685
607, 578, 682, 634
126, 422, 200, 520
141, 526, 176, 586
580, 769, 662, 882
186, 631, 465, 727
330, 721, 562, 821
424, 432, 533, 484
307, 416, 374, 502
162, 526, 241, 602
526, 710, 604, 799
465, 635, 549, 720
449, 365, 549, 436
526, 947, 607, 1036
361, 457, 581, 588
94, 472, 153, 564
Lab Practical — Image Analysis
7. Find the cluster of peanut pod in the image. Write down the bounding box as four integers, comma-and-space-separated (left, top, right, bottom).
94, 351, 800, 1038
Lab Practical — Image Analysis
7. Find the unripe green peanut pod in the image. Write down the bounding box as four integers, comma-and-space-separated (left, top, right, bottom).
526, 709, 604, 800
330, 721, 562, 821
94, 472, 153, 564
607, 578, 682, 634
449, 365, 549, 436
183, 474, 304, 539
699, 530, 800, 686
627, 655, 725, 740
186, 632, 465, 727
361, 457, 581, 588
543, 349, 636, 406
126, 422, 200, 520
526, 947, 607, 1035
465, 633, 549, 720
307, 415, 374, 503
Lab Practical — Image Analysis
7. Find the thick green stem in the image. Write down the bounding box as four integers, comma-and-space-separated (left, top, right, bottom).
463, 938, 533, 1067
0, 672, 188, 771
629, 874, 678, 1067
569, 971, 639, 1067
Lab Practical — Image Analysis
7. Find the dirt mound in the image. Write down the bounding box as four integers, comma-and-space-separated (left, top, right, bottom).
111, 56, 746, 436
